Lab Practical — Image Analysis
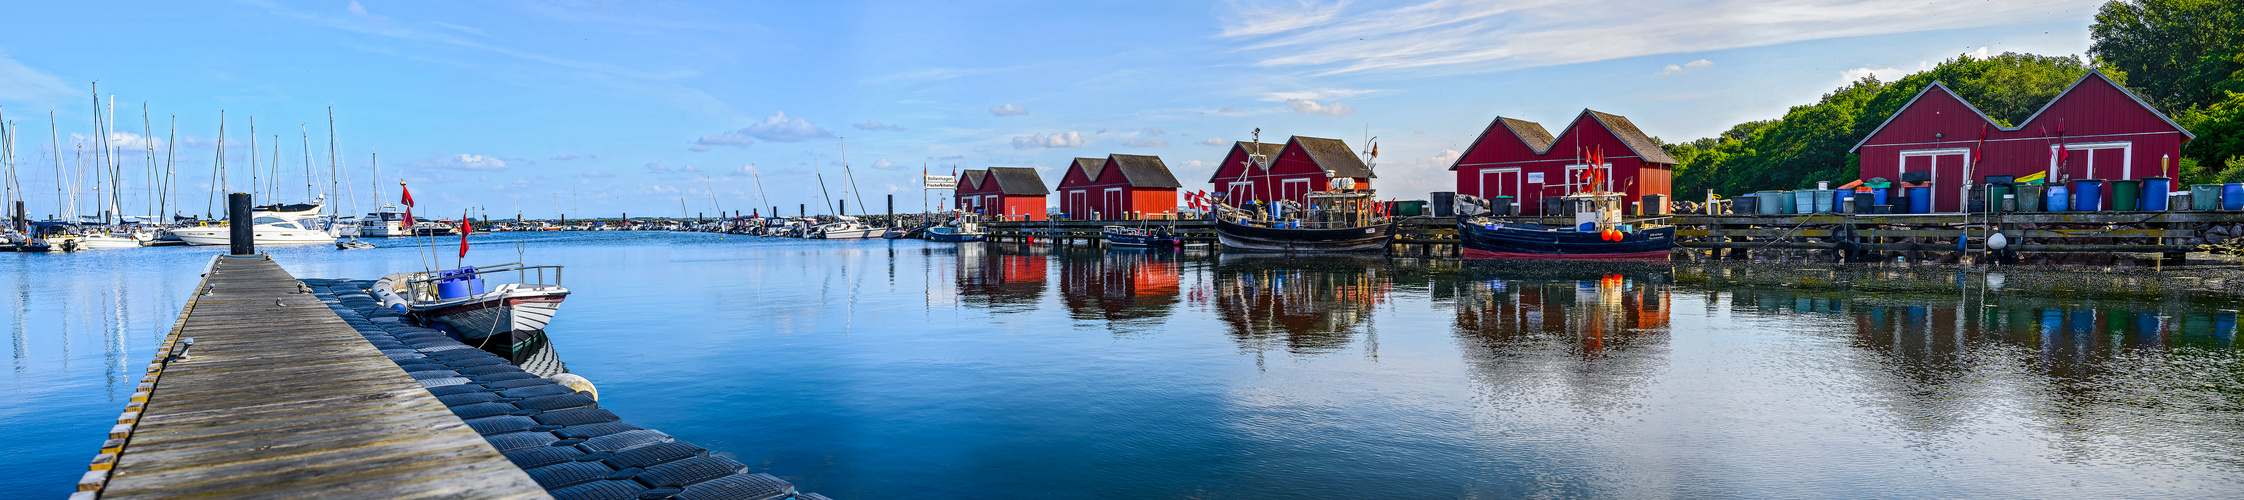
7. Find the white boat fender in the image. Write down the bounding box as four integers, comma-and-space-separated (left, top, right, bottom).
551, 373, 598, 401
1986, 232, 2009, 251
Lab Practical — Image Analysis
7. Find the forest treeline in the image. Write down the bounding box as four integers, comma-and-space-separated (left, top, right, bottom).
1664, 0, 2243, 196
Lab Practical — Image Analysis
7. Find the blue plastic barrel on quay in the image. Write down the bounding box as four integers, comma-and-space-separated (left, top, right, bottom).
2072, 179, 2104, 211
1794, 190, 1815, 214
2142, 177, 2172, 211
1907, 186, 1930, 213
1871, 187, 1889, 206
1780, 191, 1798, 214
2047, 185, 2071, 212
2227, 183, 2244, 210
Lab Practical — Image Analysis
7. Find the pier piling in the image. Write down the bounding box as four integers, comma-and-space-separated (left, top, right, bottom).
226, 192, 252, 256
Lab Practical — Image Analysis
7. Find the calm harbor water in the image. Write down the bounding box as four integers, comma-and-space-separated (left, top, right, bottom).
5, 231, 2242, 497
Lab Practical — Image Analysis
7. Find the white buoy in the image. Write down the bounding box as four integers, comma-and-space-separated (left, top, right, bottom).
549, 373, 599, 401
1987, 232, 2008, 251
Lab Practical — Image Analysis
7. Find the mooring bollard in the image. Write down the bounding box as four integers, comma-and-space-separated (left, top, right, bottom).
227, 193, 253, 255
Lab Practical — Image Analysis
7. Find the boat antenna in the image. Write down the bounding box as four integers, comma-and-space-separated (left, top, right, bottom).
840, 137, 868, 219
813, 153, 834, 216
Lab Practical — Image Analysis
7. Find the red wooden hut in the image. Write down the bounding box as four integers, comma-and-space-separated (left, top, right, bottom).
1448, 110, 1677, 216
1852, 71, 2194, 212
1205, 137, 1374, 205
956, 167, 1051, 221
1055, 154, 1183, 220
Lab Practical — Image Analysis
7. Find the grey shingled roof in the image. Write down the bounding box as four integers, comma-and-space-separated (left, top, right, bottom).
1499, 117, 1557, 152
1584, 110, 1678, 165
1071, 158, 1108, 185
961, 169, 988, 191
986, 167, 1051, 196
1207, 141, 1283, 183
1105, 154, 1183, 188
1291, 136, 1376, 179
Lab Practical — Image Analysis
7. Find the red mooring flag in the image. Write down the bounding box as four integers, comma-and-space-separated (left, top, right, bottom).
401, 183, 416, 207
458, 211, 472, 258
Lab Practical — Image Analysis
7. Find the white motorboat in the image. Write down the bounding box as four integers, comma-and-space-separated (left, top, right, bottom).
75, 231, 148, 249
170, 203, 339, 246
813, 216, 883, 239
361, 205, 409, 237
372, 263, 570, 363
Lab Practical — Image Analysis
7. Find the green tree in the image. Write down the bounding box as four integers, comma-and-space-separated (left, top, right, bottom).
2090, 0, 2243, 110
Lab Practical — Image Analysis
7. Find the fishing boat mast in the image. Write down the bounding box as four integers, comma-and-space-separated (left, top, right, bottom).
840, 137, 867, 217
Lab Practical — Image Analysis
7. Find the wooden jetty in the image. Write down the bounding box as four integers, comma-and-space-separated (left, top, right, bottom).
986, 211, 2244, 262
80, 255, 546, 500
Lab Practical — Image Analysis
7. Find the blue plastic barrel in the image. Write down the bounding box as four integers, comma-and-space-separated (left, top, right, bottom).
2072, 179, 2104, 211
2046, 185, 2071, 212
2227, 183, 2244, 210
2141, 177, 2171, 211
1871, 187, 1889, 206
1907, 186, 1931, 213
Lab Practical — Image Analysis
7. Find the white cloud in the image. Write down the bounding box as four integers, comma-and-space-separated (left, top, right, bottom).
402, 153, 510, 171
581, 171, 615, 178
679, 165, 700, 173
1124, 137, 1169, 148
646, 161, 671, 172
852, 119, 905, 131
1658, 58, 1715, 75
1286, 99, 1354, 116
989, 103, 1028, 116
1197, 137, 1226, 146
1432, 149, 1461, 166
552, 153, 579, 160
345, 1, 387, 22
1264, 88, 1373, 101
1012, 131, 1084, 149
741, 111, 833, 142
869, 159, 900, 170
1219, 0, 2103, 76
1840, 65, 1908, 83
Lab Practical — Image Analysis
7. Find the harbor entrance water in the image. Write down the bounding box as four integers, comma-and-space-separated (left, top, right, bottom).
6, 231, 2240, 497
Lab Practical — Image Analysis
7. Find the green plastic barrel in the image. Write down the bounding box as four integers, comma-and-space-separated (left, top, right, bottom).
2014, 184, 2043, 212
2110, 180, 2140, 211
2192, 184, 2223, 210
1987, 185, 2012, 212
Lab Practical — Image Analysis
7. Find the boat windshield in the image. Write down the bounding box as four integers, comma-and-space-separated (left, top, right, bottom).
252, 216, 286, 225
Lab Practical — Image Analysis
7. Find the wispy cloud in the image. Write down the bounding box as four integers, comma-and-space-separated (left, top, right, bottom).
1197, 137, 1226, 146
1219, 0, 2101, 76
0, 51, 76, 104
1012, 131, 1084, 149
868, 159, 900, 170
345, 1, 387, 22
743, 111, 832, 142
402, 153, 512, 171
1285, 99, 1354, 116
1657, 58, 1714, 75
1123, 137, 1169, 148
989, 103, 1028, 116
852, 119, 905, 131
551, 153, 579, 160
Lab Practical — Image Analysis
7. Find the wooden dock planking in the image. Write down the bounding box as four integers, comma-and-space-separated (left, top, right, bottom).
98, 255, 547, 500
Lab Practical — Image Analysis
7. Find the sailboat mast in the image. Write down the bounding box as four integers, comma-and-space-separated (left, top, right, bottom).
143, 103, 155, 222
301, 125, 313, 202
749, 164, 770, 217
249, 117, 258, 204
840, 137, 867, 216
212, 111, 225, 219
812, 154, 833, 216
50, 112, 62, 221
163, 116, 176, 221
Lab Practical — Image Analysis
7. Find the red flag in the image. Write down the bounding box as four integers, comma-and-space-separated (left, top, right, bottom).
458, 211, 472, 258
400, 183, 415, 207
402, 207, 414, 228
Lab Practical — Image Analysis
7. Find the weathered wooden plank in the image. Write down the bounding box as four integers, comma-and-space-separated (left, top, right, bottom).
100, 255, 547, 500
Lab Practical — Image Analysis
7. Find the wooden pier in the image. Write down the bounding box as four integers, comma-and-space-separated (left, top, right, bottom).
986, 211, 2244, 261
81, 255, 545, 500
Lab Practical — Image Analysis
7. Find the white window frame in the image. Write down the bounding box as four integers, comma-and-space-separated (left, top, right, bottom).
1225, 181, 1255, 204
1479, 167, 1522, 209
2048, 141, 2132, 180
1563, 163, 1613, 192
1103, 187, 1125, 219
1280, 178, 1312, 203
1067, 190, 1088, 219
1899, 148, 1970, 212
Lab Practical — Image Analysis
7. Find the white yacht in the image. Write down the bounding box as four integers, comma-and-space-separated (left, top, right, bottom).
361, 205, 408, 237
171, 203, 339, 246
813, 216, 883, 239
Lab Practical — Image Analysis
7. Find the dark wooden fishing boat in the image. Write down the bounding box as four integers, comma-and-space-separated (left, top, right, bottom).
1212, 190, 1394, 252
1102, 225, 1183, 248
1456, 192, 1673, 261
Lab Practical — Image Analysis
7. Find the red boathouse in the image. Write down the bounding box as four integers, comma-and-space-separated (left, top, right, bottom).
1448, 110, 1677, 215
956, 167, 1051, 221
1852, 71, 2194, 212
1206, 136, 1374, 205
1054, 154, 1184, 220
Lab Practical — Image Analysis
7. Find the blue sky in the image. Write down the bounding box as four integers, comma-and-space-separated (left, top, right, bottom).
0, 0, 2107, 219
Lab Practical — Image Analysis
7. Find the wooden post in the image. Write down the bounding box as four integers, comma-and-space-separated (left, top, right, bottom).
227, 192, 253, 255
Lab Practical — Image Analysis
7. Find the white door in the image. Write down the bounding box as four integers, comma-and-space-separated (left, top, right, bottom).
1479, 167, 1521, 212
1104, 188, 1125, 219
1068, 190, 1088, 219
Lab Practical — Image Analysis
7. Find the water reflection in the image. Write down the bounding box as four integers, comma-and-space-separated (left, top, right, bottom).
1453, 267, 1672, 360
1212, 254, 1391, 355
955, 243, 1047, 311
1055, 247, 1184, 331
